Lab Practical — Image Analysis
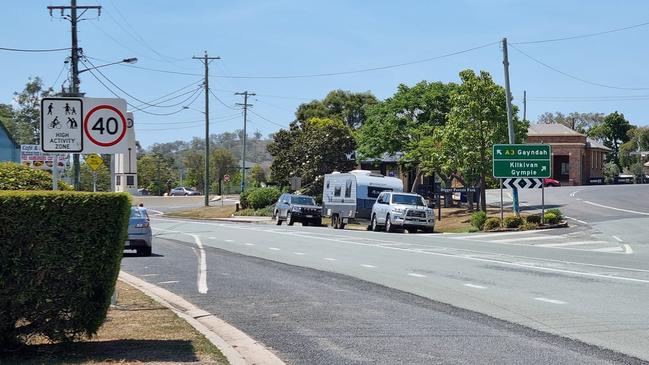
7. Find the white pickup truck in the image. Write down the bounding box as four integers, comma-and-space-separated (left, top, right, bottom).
370, 192, 435, 233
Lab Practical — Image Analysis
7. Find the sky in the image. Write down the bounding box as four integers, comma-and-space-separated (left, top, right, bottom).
3, 0, 649, 149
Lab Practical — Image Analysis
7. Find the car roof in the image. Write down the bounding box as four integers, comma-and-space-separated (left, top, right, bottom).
391, 192, 422, 197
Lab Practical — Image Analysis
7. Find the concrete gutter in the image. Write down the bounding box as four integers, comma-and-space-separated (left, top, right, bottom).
119, 271, 286, 365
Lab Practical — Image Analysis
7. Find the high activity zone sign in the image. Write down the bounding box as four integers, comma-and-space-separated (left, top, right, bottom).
492, 144, 552, 179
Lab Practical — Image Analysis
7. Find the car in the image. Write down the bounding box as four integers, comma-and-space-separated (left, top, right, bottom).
125, 206, 152, 256
274, 194, 322, 226
543, 178, 561, 187
169, 186, 200, 196
370, 192, 435, 233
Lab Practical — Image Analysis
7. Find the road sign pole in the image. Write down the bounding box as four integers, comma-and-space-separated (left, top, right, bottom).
541, 184, 545, 224
52, 154, 59, 191
92, 171, 97, 192
500, 179, 504, 222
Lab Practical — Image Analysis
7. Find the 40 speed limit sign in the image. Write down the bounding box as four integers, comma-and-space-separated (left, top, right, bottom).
82, 98, 129, 154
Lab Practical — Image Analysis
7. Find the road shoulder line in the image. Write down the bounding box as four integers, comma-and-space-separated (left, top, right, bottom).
119, 271, 286, 365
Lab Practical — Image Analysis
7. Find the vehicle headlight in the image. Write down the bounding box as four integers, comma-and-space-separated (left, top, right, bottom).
392, 208, 405, 213
292, 206, 301, 212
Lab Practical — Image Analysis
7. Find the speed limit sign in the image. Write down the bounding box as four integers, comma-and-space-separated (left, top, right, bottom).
82, 98, 128, 154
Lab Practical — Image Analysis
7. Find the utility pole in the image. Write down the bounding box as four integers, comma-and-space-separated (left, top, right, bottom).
502, 37, 520, 215
48, 0, 101, 191
192, 51, 220, 206
523, 90, 527, 123
235, 91, 255, 193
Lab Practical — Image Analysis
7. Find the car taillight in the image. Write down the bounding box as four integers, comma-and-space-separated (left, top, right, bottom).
135, 222, 150, 228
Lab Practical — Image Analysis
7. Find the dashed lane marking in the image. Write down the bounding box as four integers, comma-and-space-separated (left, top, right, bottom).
534, 297, 566, 305
464, 283, 487, 289
407, 273, 426, 278
293, 252, 305, 255
139, 273, 159, 277
324, 258, 337, 261
361, 264, 376, 268
613, 235, 623, 242
244, 243, 255, 246
158, 280, 179, 284
565, 216, 588, 225
225, 239, 235, 243
269, 247, 280, 251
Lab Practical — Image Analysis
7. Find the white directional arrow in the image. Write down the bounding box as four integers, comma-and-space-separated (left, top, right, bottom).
496, 150, 503, 155
541, 166, 547, 171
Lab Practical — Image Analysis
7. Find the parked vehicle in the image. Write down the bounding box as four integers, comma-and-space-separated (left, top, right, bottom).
543, 178, 561, 187
169, 186, 200, 196
322, 170, 403, 229
274, 194, 322, 226
125, 206, 152, 256
370, 192, 435, 233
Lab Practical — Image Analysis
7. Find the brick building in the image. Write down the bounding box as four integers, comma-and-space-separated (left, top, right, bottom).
527, 124, 610, 185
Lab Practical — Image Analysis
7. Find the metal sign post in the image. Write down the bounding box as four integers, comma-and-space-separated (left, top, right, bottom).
541, 184, 545, 224
500, 179, 504, 222
92, 171, 97, 192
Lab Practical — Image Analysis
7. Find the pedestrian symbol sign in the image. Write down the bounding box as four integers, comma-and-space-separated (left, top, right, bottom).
84, 154, 104, 171
41, 97, 83, 152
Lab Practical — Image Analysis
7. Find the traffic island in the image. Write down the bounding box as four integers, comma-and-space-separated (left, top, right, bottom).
1, 281, 229, 365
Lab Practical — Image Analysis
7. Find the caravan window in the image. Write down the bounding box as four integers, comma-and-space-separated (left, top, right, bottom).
345, 179, 352, 198
367, 186, 393, 198
334, 186, 341, 197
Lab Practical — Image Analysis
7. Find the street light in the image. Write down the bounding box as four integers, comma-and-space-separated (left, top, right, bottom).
79, 57, 138, 74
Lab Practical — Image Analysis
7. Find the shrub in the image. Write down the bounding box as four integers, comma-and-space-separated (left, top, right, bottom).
0, 191, 131, 348
526, 214, 542, 224
483, 217, 502, 231
239, 187, 258, 209
503, 214, 523, 229
0, 162, 52, 190
233, 206, 274, 217
546, 208, 563, 221
246, 187, 281, 209
544, 212, 559, 224
470, 211, 487, 230
521, 222, 538, 231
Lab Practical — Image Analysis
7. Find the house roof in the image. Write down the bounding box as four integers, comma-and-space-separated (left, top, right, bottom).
586, 138, 611, 151
528, 123, 585, 137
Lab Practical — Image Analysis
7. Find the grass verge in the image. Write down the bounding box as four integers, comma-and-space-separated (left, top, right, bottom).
1, 281, 229, 365
165, 205, 236, 219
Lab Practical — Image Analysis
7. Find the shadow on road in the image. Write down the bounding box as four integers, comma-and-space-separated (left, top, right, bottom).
122, 252, 164, 258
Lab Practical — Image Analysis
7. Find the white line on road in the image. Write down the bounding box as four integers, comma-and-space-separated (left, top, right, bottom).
244, 243, 255, 246
225, 239, 235, 242
592, 247, 624, 253
407, 273, 426, 278
494, 235, 564, 244
269, 247, 280, 251
324, 258, 337, 261
624, 244, 634, 254
158, 280, 179, 284
537, 241, 608, 247
534, 297, 566, 305
464, 283, 487, 289
209, 237, 217, 239
139, 273, 159, 277
565, 216, 588, 225
189, 234, 209, 294
361, 264, 376, 268
583, 200, 649, 216
454, 230, 545, 240
293, 252, 305, 255
613, 235, 623, 242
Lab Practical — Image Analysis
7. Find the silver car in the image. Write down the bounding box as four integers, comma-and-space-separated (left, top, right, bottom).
169, 186, 200, 196
370, 192, 434, 233
125, 207, 152, 256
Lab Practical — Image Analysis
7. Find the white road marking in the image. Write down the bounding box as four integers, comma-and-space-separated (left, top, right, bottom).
225, 239, 235, 242
139, 273, 159, 277
209, 237, 217, 239
244, 243, 255, 246
152, 218, 649, 284
612, 235, 623, 242
583, 201, 649, 216
565, 216, 588, 225
537, 241, 608, 247
570, 189, 582, 198
269, 247, 280, 251
464, 283, 487, 289
624, 244, 634, 254
454, 230, 545, 240
407, 273, 426, 278
534, 297, 566, 305
361, 264, 376, 268
592, 246, 624, 253
148, 209, 164, 216
293, 252, 305, 255
188, 234, 209, 294
494, 235, 564, 244
324, 258, 337, 261
157, 280, 179, 284
153, 227, 208, 294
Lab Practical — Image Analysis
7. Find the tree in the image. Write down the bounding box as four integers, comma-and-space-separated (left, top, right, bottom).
212, 148, 238, 194
537, 112, 603, 135
5, 77, 53, 144
589, 111, 632, 168
267, 118, 356, 195
295, 90, 378, 129
250, 164, 266, 187
619, 127, 649, 169
137, 153, 177, 195
356, 81, 457, 190
445, 69, 527, 211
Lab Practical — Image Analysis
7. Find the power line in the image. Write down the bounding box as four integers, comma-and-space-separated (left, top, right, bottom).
513, 20, 649, 45
248, 109, 286, 128
208, 88, 237, 110
130, 79, 204, 109
135, 86, 203, 110
509, 44, 649, 90
0, 46, 71, 52
50, 61, 69, 89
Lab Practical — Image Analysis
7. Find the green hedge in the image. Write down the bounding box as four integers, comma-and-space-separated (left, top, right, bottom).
483, 217, 501, 231
470, 211, 487, 231
247, 187, 281, 209
0, 191, 131, 348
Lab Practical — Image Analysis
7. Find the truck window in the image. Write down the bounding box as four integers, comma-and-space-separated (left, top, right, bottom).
345, 179, 352, 198
368, 186, 393, 198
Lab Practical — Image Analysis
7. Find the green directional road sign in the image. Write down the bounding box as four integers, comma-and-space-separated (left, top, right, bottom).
493, 144, 552, 178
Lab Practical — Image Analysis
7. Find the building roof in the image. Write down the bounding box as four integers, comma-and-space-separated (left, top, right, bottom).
0, 121, 19, 147
586, 138, 611, 151
528, 123, 585, 137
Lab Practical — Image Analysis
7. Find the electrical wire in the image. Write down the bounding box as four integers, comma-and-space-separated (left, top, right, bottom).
509, 44, 649, 90
208, 88, 238, 110
0, 46, 71, 52
513, 20, 649, 45
50, 62, 69, 89
135, 87, 203, 110
248, 110, 286, 128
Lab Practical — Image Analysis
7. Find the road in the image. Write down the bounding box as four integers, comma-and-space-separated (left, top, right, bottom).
120, 185, 649, 363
